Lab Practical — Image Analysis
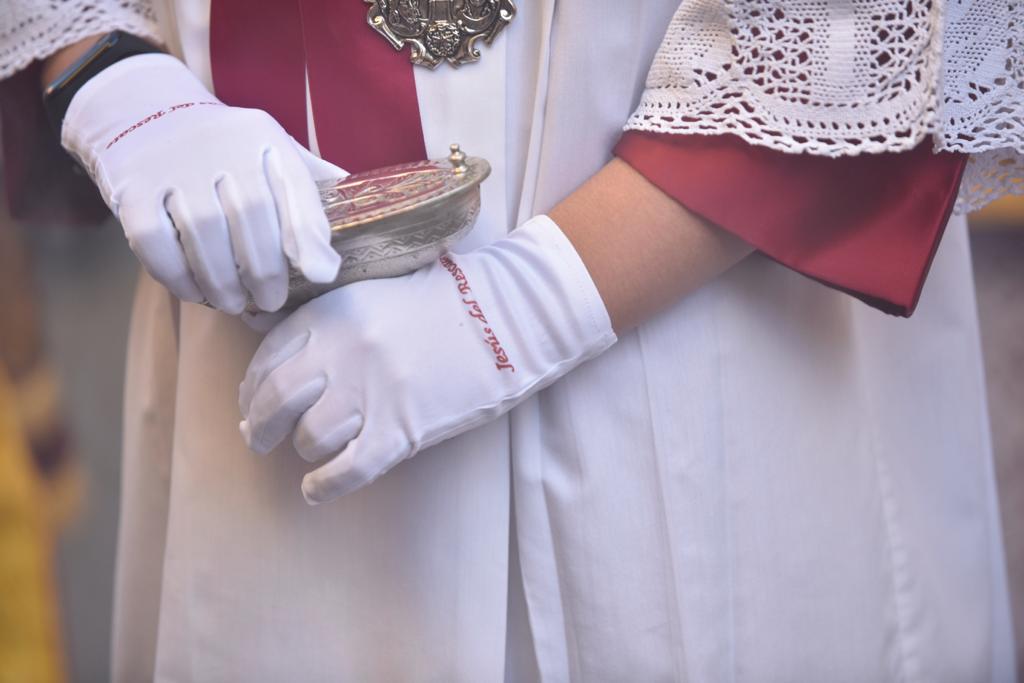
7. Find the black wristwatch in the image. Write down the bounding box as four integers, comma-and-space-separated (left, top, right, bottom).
43, 30, 163, 132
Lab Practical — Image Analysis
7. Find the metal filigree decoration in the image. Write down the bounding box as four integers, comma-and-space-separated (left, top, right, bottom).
241, 145, 490, 313
365, 0, 516, 68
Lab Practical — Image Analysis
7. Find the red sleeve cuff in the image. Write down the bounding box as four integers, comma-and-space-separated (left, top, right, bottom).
1, 62, 107, 227
614, 131, 967, 317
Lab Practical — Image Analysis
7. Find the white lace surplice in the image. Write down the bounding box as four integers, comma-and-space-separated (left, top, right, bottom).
3, 0, 1021, 209
627, 1, 1024, 212
0, 1, 160, 78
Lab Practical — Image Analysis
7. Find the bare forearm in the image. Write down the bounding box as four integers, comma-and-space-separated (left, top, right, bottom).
40, 35, 106, 88
551, 158, 753, 333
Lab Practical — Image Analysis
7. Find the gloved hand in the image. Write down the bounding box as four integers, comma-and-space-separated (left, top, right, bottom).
62, 53, 345, 314
239, 215, 617, 504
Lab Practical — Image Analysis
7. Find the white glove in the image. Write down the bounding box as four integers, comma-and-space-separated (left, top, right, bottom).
239, 215, 617, 504
62, 53, 345, 314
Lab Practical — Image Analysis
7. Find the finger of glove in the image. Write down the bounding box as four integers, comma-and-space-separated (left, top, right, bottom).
216, 174, 289, 312
165, 189, 248, 314
293, 401, 363, 463
265, 146, 341, 284
241, 352, 327, 455
291, 140, 349, 182
301, 434, 404, 504
239, 327, 310, 416
119, 196, 204, 303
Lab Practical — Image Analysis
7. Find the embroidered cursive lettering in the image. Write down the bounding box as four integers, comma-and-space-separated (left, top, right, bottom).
105, 101, 223, 149
441, 255, 516, 373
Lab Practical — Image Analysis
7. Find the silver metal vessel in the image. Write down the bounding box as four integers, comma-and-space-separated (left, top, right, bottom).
251, 144, 489, 313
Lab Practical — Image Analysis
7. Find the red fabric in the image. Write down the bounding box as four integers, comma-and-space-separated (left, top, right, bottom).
209, 0, 426, 173
298, 0, 426, 171
2, 1, 426, 226
615, 131, 967, 317
210, 0, 309, 147
0, 62, 107, 227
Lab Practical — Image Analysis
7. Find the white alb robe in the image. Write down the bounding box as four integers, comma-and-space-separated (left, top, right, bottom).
109, 1, 1015, 681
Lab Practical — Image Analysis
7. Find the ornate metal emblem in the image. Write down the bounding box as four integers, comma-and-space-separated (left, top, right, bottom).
366, 0, 516, 68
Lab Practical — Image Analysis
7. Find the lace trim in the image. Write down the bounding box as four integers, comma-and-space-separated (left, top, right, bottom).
956, 149, 1024, 213
627, 1, 1024, 211
628, 1, 945, 157
938, 0, 1024, 155
1, 1, 160, 80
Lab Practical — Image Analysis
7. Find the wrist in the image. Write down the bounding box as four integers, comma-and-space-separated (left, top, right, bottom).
520, 215, 616, 349
61, 53, 221, 169
472, 215, 616, 366
41, 35, 105, 87
43, 31, 164, 134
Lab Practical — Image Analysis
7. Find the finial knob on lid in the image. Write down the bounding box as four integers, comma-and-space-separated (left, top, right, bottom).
449, 143, 468, 175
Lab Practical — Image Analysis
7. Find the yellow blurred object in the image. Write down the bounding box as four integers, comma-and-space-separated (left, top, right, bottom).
8, 363, 82, 530
972, 194, 1024, 230
0, 367, 65, 683
0, 221, 81, 532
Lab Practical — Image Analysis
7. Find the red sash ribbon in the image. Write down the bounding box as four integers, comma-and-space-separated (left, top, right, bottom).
209, 0, 426, 172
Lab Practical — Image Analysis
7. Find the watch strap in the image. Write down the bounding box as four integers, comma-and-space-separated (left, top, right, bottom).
43, 30, 162, 132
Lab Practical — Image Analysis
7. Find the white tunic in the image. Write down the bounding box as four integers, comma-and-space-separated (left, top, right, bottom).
109, 1, 1015, 680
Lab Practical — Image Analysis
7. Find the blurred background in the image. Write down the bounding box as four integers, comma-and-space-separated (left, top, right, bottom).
0, 183, 1022, 681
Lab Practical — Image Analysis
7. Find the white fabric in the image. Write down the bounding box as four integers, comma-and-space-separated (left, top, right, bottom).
238, 216, 616, 504
626, 0, 1024, 212
0, 0, 160, 79
102, 1, 1015, 681
62, 53, 344, 313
